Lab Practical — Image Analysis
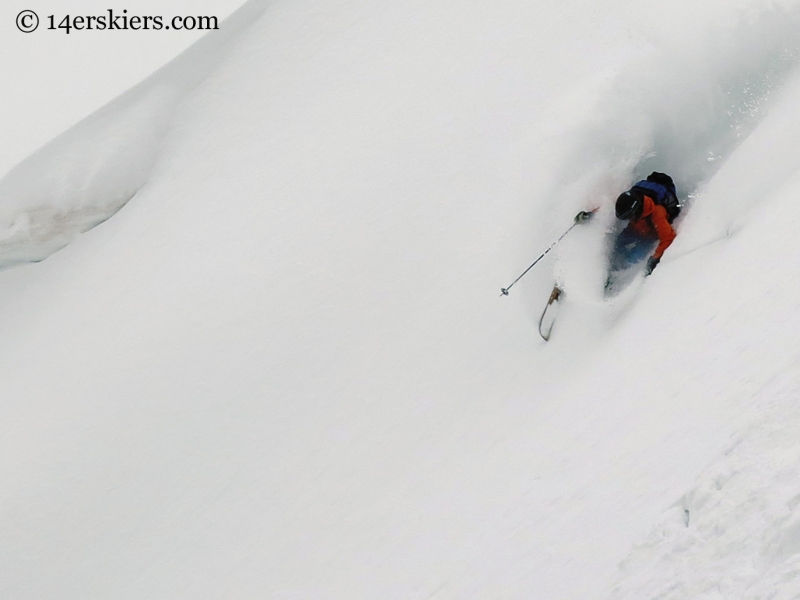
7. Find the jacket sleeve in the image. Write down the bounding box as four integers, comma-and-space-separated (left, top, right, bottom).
650, 205, 676, 259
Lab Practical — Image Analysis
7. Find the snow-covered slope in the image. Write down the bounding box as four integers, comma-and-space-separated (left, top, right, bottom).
0, 1, 266, 268
2, 1, 800, 598
0, 0, 245, 176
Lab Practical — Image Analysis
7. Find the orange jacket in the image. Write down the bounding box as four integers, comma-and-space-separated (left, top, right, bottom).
629, 196, 676, 259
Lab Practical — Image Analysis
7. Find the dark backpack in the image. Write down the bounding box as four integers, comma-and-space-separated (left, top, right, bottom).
631, 172, 681, 223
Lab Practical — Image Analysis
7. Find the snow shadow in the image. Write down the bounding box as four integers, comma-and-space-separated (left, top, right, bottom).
0, 0, 269, 270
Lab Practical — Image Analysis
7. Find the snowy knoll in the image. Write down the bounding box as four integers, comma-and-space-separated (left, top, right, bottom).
0, 1, 267, 268
2, 1, 800, 599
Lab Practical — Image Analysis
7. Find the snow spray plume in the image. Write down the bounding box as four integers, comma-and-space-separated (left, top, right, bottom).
541, 3, 800, 231
524, 3, 800, 301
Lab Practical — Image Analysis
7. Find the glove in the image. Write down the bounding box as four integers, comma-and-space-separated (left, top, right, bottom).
645, 256, 660, 276
574, 210, 594, 224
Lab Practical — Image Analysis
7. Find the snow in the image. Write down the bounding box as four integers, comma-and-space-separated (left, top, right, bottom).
0, 0, 245, 176
2, 0, 800, 598
0, 0, 266, 267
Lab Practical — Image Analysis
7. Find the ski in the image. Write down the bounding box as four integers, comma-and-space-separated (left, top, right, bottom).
538, 285, 562, 341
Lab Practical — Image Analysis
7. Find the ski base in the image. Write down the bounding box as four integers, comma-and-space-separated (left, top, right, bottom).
538, 285, 562, 341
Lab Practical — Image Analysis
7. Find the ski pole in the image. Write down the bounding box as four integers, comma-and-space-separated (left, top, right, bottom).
500, 222, 577, 297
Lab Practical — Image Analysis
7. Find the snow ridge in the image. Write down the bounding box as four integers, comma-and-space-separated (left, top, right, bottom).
0, 0, 268, 269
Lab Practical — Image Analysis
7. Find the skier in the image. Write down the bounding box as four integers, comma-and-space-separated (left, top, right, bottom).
507, 172, 680, 340
576, 172, 680, 277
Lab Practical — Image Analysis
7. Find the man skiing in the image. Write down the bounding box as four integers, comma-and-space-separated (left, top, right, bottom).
505, 171, 680, 340
576, 172, 680, 277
